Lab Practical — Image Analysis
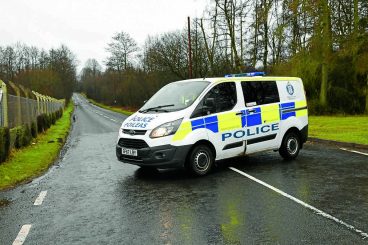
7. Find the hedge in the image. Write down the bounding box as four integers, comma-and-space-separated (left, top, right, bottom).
0, 108, 64, 164
36, 109, 63, 134
0, 127, 10, 162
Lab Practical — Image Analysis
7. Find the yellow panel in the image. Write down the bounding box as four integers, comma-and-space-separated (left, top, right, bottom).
218, 112, 242, 132
172, 121, 192, 141
295, 100, 308, 117
295, 100, 307, 108
261, 104, 280, 123
296, 109, 308, 117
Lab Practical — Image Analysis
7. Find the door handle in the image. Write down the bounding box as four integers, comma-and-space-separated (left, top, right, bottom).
247, 109, 256, 113
236, 111, 245, 116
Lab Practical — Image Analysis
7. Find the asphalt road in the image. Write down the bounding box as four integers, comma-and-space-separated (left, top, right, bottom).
1, 93, 368, 244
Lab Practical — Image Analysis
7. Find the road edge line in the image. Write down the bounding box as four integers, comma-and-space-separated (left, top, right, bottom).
340, 148, 368, 156
229, 167, 368, 240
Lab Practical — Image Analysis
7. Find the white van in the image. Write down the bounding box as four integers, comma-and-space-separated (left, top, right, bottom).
116, 73, 308, 176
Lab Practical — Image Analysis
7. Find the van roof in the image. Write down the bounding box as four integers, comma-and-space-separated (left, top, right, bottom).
179, 76, 302, 84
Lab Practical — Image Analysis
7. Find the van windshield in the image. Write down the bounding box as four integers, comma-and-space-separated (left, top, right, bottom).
140, 81, 209, 113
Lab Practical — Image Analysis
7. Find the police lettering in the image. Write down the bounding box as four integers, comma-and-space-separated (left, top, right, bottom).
124, 122, 148, 128
123, 116, 155, 128
130, 116, 155, 123
222, 123, 279, 141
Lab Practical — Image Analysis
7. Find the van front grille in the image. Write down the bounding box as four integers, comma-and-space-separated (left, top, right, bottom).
118, 138, 149, 149
122, 129, 147, 136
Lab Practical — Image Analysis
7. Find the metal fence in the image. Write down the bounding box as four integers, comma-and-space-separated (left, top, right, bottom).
0, 80, 64, 128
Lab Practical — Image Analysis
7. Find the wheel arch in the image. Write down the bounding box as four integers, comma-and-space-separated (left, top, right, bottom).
185, 140, 217, 165
281, 127, 303, 148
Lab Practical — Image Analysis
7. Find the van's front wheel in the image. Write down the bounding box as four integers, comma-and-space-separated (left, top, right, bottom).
187, 145, 214, 176
279, 131, 301, 160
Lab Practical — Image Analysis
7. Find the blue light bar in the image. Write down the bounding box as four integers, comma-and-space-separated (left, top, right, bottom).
225, 72, 266, 78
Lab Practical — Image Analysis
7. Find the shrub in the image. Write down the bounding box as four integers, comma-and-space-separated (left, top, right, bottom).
37, 114, 45, 133
51, 112, 56, 125
22, 125, 32, 146
31, 121, 37, 138
0, 127, 10, 163
308, 99, 330, 115
50, 113, 54, 125
11, 125, 33, 149
14, 126, 24, 148
45, 114, 51, 128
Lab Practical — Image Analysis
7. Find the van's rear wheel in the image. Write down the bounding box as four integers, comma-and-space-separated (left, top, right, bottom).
279, 131, 301, 160
187, 145, 214, 176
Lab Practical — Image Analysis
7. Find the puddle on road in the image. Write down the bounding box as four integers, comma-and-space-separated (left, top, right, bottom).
0, 199, 11, 207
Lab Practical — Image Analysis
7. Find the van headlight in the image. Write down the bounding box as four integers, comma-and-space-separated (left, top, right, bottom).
150, 118, 183, 138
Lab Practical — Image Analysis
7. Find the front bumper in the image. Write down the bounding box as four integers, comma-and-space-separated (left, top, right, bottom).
116, 143, 191, 169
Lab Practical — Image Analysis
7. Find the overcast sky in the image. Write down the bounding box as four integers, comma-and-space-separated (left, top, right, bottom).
1, 0, 209, 72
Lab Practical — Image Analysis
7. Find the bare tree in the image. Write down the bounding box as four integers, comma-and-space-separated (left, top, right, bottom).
106, 31, 139, 71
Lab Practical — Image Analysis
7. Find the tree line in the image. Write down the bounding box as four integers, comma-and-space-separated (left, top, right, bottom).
81, 0, 368, 114
0, 43, 77, 101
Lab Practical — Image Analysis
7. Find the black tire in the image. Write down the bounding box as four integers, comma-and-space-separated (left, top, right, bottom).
187, 145, 214, 176
279, 131, 301, 160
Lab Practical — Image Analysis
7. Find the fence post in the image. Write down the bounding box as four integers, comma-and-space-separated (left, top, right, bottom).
0, 80, 8, 127
32, 91, 41, 116
47, 96, 52, 113
8, 81, 22, 126
19, 85, 31, 125
43, 95, 47, 114
40, 94, 45, 114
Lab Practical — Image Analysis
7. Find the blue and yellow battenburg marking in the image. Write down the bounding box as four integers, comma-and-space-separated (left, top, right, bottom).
172, 100, 307, 141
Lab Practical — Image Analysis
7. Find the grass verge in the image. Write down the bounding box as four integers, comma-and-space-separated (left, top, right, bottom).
309, 116, 368, 145
0, 103, 73, 190
81, 94, 134, 116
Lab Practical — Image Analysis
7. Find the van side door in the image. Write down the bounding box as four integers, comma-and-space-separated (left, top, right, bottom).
191, 82, 245, 160
241, 81, 281, 153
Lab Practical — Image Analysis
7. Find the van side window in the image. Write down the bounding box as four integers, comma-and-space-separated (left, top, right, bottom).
242, 81, 279, 106
191, 82, 237, 118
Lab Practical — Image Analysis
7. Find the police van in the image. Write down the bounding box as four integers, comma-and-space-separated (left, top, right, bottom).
116, 73, 308, 176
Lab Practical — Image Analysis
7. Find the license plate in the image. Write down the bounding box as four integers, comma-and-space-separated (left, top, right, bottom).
121, 147, 138, 156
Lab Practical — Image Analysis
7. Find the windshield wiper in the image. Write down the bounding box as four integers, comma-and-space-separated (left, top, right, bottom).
139, 104, 175, 113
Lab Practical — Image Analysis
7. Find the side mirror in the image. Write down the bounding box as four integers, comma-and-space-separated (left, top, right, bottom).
190, 97, 215, 118
202, 97, 215, 115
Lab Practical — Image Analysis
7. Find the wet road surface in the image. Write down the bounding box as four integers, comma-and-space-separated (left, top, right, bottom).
1, 94, 368, 244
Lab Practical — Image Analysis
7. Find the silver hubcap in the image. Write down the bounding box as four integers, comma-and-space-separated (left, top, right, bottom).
287, 137, 298, 155
194, 151, 210, 171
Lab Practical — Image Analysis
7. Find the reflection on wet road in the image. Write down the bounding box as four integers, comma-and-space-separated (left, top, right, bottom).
0, 94, 367, 244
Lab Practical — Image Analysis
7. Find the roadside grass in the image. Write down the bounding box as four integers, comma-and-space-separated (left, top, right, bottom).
309, 116, 368, 145
0, 103, 73, 190
81, 94, 134, 116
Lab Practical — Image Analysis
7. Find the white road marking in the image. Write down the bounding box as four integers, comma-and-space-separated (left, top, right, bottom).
229, 167, 368, 239
110, 119, 117, 122
340, 148, 368, 156
13, 224, 32, 245
34, 191, 47, 206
